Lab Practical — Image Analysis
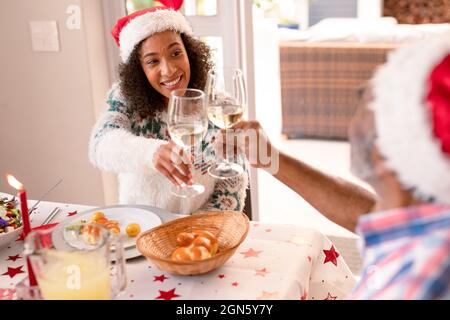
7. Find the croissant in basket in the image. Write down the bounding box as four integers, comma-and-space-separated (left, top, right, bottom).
171, 230, 219, 262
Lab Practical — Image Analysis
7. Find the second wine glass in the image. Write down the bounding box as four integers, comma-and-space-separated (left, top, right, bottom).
167, 88, 208, 198
206, 68, 247, 179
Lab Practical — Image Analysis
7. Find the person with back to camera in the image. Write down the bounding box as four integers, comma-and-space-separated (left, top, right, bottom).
227, 34, 450, 299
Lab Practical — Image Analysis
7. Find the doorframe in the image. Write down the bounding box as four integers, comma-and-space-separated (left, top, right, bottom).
237, 0, 259, 220
101, 0, 125, 84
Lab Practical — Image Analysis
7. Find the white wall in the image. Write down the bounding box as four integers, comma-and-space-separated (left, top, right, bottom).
0, 0, 111, 205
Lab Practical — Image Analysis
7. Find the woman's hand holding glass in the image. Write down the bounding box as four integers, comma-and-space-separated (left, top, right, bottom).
167, 88, 208, 198
153, 140, 194, 187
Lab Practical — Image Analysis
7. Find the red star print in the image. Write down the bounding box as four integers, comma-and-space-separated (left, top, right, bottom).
240, 248, 262, 258
2, 266, 25, 278
16, 232, 25, 241
231, 282, 239, 287
300, 292, 308, 300
155, 288, 180, 300
324, 292, 337, 300
255, 268, 269, 277
6, 254, 21, 262
67, 211, 77, 217
323, 245, 340, 266
153, 274, 168, 282
218, 274, 225, 279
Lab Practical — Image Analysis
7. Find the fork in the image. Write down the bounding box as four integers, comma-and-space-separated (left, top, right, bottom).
41, 207, 62, 226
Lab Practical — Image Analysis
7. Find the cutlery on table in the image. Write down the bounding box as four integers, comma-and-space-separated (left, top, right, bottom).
41, 207, 62, 226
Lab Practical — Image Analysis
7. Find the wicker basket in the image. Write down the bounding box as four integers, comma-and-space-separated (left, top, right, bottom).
136, 211, 249, 276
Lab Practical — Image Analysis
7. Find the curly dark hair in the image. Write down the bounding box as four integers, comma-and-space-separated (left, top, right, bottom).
118, 33, 214, 119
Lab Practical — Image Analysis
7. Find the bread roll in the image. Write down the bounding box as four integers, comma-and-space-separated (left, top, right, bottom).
176, 232, 196, 247
192, 230, 218, 255
171, 245, 212, 262
192, 236, 214, 254
171, 229, 219, 262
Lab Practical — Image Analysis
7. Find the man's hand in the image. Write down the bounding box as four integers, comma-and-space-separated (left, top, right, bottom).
216, 120, 278, 172
153, 141, 193, 187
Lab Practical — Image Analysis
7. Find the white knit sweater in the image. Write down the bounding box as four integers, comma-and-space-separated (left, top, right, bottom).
89, 85, 248, 214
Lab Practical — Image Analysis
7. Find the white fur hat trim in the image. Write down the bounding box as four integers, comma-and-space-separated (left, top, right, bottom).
370, 34, 450, 204
119, 9, 193, 62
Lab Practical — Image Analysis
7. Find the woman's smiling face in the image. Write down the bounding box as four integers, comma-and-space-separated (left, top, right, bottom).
139, 31, 191, 100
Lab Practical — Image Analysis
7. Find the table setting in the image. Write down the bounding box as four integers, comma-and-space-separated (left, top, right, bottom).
1, 86, 357, 300
0, 184, 356, 300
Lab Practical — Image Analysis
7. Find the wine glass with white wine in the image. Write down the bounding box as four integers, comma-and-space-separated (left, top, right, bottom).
167, 88, 208, 198
206, 68, 246, 179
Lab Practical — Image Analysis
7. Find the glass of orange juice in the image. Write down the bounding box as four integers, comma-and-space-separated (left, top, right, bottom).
23, 223, 126, 300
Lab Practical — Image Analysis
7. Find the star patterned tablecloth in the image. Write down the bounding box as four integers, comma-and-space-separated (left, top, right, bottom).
0, 193, 356, 300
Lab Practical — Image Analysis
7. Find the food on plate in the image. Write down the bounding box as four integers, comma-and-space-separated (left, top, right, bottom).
91, 211, 105, 222
171, 229, 219, 262
125, 223, 141, 237
89, 212, 141, 237
81, 223, 101, 245
65, 211, 142, 238
0, 197, 22, 235
88, 212, 120, 235
104, 220, 120, 235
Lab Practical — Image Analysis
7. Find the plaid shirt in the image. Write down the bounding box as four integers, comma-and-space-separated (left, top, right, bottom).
350, 204, 450, 300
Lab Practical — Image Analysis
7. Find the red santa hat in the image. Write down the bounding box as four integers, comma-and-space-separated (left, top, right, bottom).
111, 0, 193, 62
370, 33, 450, 204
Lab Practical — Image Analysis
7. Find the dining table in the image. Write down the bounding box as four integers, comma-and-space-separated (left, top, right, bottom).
0, 192, 357, 300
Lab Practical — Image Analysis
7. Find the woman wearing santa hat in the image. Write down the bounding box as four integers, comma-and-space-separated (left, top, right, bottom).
89, 0, 248, 214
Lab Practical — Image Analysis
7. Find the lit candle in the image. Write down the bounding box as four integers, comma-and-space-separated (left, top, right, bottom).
6, 174, 37, 287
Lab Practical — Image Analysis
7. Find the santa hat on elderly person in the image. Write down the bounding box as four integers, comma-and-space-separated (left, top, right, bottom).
370, 33, 450, 204
111, 0, 193, 62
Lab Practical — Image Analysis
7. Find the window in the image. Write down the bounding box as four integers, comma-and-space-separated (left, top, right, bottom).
126, 0, 217, 16
200, 36, 223, 69
309, 0, 357, 26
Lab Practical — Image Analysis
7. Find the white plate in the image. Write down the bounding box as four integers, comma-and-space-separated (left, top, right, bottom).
54, 206, 162, 255
0, 226, 23, 250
